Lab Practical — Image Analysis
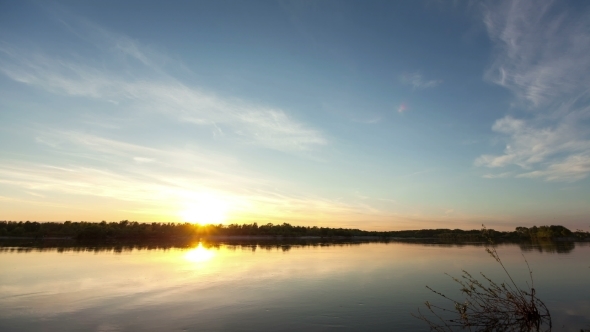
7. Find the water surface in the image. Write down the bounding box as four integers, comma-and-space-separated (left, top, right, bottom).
1, 241, 589, 331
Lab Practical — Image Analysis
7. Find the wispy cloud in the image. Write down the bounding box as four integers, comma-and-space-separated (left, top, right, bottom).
483, 0, 590, 107
476, 0, 590, 182
482, 172, 513, 179
475, 115, 590, 169
0, 21, 326, 152
398, 169, 435, 179
5, 123, 406, 224
475, 113, 590, 181
352, 116, 381, 124
516, 155, 590, 182
53, 8, 184, 75
0, 129, 381, 223
400, 72, 442, 90
0, 159, 394, 224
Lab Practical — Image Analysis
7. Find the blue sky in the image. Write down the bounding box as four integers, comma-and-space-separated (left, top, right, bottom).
1, 0, 589, 230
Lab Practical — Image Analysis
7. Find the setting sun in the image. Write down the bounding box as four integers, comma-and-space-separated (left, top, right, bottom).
179, 194, 230, 224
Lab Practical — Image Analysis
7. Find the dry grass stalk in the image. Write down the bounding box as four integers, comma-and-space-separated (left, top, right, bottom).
413, 226, 552, 332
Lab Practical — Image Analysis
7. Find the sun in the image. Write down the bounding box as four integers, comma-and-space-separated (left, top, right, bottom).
179, 194, 229, 224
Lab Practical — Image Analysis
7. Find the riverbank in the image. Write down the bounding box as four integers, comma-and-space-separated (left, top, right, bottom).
1, 221, 589, 242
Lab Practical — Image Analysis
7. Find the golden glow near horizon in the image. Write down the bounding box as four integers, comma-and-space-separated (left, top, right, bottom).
184, 243, 215, 263
179, 193, 230, 224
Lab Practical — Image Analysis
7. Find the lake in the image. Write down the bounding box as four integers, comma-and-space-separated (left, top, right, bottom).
1, 240, 589, 331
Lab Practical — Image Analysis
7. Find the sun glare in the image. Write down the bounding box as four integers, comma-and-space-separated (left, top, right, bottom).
180, 193, 229, 224
184, 243, 215, 263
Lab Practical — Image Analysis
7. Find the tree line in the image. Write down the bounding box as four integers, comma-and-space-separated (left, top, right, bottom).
0, 220, 588, 241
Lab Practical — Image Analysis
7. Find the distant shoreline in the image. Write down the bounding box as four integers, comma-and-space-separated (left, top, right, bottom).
1, 221, 589, 243
0, 234, 587, 243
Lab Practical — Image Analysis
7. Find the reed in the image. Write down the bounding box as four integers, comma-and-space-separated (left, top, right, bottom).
414, 226, 552, 332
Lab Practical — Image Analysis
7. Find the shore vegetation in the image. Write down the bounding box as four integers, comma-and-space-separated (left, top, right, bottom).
0, 220, 588, 242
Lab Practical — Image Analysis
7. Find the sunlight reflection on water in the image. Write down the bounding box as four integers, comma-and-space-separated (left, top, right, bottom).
184, 243, 215, 263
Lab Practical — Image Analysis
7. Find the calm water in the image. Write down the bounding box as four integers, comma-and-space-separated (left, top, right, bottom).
1, 240, 589, 331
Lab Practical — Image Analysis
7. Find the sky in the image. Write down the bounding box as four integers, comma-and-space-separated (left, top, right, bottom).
1, 0, 590, 231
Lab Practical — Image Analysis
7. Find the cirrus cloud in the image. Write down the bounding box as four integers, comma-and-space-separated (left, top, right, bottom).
476, 0, 590, 182
400, 72, 442, 90
0, 20, 326, 153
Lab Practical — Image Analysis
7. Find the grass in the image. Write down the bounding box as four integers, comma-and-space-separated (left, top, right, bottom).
413, 226, 552, 332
